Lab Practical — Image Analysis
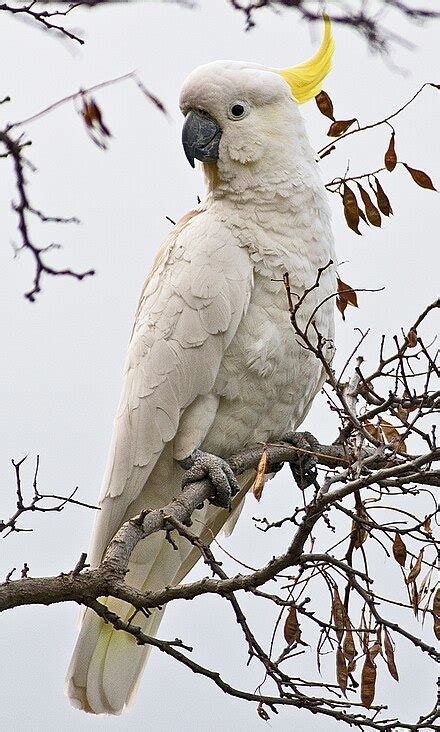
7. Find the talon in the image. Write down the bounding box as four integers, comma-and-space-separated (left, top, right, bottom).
179, 450, 240, 509
282, 431, 319, 490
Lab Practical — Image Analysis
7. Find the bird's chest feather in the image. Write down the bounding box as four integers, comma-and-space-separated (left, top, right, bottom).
207, 270, 333, 452
205, 196, 335, 451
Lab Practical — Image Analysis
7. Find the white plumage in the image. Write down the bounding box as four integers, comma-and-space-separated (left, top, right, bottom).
66, 28, 336, 715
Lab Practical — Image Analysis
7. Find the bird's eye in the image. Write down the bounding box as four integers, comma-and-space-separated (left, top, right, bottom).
228, 101, 249, 120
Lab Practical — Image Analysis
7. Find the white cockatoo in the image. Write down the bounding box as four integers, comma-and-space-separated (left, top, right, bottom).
66, 17, 336, 714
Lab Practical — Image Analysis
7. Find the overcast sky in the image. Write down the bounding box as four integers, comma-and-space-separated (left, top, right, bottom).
0, 1, 438, 730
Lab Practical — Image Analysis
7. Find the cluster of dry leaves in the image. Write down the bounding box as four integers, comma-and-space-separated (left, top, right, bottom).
316, 87, 437, 237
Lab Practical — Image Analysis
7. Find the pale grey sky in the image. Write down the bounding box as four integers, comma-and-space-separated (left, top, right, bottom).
0, 1, 438, 730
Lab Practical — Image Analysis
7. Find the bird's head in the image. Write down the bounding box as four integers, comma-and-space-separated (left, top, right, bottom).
179, 16, 334, 189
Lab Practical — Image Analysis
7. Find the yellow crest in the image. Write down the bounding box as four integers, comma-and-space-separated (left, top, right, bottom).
277, 15, 334, 104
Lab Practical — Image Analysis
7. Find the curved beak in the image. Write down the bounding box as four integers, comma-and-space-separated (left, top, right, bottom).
182, 109, 222, 168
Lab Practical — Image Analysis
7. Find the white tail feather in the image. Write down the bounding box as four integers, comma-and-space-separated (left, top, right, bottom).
66, 469, 255, 714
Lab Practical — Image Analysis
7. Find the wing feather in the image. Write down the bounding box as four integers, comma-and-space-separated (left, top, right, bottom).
89, 210, 252, 565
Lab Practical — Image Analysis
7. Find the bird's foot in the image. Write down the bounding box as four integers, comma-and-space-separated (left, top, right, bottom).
179, 449, 240, 510
281, 431, 320, 490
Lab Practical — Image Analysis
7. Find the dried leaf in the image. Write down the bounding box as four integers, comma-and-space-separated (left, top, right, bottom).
383, 629, 399, 681
336, 276, 358, 321
361, 653, 377, 708
336, 646, 348, 695
397, 402, 410, 423
423, 516, 432, 534
328, 119, 356, 137
404, 164, 436, 191
342, 184, 361, 235
315, 90, 335, 120
358, 208, 368, 224
82, 98, 111, 136
369, 640, 382, 661
351, 502, 369, 549
357, 183, 381, 227
406, 328, 418, 348
134, 77, 168, 116
372, 177, 393, 216
364, 420, 382, 442
81, 96, 112, 149
433, 587, 440, 641
411, 581, 419, 617
392, 532, 407, 567
257, 702, 270, 721
384, 132, 397, 172
332, 588, 346, 643
252, 449, 268, 502
361, 608, 370, 653
406, 548, 424, 585
343, 619, 356, 670
284, 605, 301, 645
336, 296, 347, 319
379, 419, 407, 453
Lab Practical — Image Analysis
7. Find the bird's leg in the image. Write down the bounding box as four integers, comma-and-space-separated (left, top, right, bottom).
281, 431, 320, 490
178, 449, 240, 510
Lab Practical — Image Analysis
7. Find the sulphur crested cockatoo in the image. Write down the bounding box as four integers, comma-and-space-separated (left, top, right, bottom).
66, 17, 336, 714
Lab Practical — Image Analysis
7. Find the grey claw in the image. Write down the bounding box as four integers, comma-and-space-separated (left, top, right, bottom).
282, 431, 319, 490
180, 450, 240, 509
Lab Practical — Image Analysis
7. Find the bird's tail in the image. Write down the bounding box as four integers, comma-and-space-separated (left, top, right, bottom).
65, 470, 254, 715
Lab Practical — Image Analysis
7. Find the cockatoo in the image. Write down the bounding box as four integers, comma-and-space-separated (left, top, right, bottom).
66, 17, 336, 714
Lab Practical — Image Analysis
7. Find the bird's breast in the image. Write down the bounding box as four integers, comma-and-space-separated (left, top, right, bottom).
202, 268, 334, 456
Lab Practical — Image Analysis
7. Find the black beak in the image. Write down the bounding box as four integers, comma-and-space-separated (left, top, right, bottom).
182, 109, 222, 168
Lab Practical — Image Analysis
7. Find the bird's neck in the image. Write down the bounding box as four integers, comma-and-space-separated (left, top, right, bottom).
202, 121, 325, 211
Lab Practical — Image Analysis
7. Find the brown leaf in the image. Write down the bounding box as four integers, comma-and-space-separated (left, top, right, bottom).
351, 502, 369, 549
328, 119, 356, 137
379, 419, 406, 453
252, 449, 268, 502
392, 532, 407, 567
134, 77, 169, 116
361, 608, 370, 654
284, 605, 301, 645
336, 276, 358, 321
358, 208, 368, 224
406, 328, 418, 348
332, 588, 346, 643
410, 581, 419, 617
369, 640, 382, 662
384, 132, 397, 172
361, 653, 377, 708
372, 177, 393, 216
406, 548, 424, 585
315, 90, 335, 120
383, 629, 399, 681
82, 98, 111, 136
423, 516, 432, 534
364, 420, 382, 441
342, 184, 361, 235
336, 296, 347, 319
404, 164, 437, 191
342, 619, 356, 670
357, 183, 381, 227
336, 646, 348, 695
433, 587, 440, 641
257, 703, 270, 721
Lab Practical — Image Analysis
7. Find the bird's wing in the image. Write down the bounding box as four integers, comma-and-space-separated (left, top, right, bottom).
89, 208, 253, 565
